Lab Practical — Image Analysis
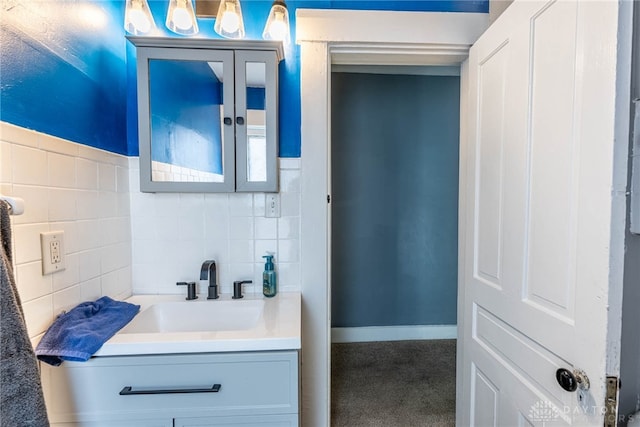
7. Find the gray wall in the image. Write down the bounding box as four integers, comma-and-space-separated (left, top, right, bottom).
489, 0, 513, 24
619, 1, 640, 421
330, 72, 460, 328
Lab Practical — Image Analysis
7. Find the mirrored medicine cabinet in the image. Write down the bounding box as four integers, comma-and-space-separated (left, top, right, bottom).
127, 37, 283, 193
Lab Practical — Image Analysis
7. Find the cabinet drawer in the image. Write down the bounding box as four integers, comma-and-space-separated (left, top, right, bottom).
42, 351, 298, 423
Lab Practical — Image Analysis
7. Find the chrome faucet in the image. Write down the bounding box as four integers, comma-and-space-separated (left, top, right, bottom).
200, 260, 218, 299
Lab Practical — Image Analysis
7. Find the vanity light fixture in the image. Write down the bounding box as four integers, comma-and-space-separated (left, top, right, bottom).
124, 0, 156, 35
214, 0, 245, 39
166, 0, 199, 35
125, 0, 290, 43
262, 0, 290, 43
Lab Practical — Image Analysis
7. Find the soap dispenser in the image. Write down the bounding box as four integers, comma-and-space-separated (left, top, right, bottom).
262, 254, 277, 298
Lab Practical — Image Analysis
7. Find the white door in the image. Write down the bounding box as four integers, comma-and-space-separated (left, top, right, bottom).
458, 1, 630, 425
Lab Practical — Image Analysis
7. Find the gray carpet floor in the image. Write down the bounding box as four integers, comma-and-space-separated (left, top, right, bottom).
331, 339, 457, 427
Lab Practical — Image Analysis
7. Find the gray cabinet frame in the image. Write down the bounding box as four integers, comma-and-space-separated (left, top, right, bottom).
128, 37, 283, 193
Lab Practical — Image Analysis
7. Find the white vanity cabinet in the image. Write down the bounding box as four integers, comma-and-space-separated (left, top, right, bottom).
42, 350, 299, 426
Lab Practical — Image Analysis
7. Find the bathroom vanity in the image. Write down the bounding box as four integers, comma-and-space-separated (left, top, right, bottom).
41, 293, 301, 426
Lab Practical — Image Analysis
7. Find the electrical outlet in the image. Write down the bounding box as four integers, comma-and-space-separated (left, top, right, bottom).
41, 231, 66, 275
50, 240, 61, 263
265, 194, 280, 218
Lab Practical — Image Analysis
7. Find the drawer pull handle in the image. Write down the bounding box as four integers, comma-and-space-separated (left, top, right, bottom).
119, 384, 221, 395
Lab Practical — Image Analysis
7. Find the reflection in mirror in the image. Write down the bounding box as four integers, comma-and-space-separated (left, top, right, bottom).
148, 59, 225, 183
245, 62, 267, 182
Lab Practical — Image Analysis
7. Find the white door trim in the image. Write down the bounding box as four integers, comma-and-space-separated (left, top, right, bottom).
297, 9, 488, 427
456, 58, 471, 424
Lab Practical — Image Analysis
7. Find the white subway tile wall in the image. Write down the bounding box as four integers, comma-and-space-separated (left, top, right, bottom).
129, 157, 301, 297
1, 121, 302, 341
1, 122, 133, 339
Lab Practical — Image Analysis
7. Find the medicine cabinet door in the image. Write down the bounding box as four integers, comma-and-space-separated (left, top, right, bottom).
234, 50, 278, 192
137, 47, 235, 192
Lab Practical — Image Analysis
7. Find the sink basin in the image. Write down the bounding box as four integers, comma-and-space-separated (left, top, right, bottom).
120, 299, 265, 334
95, 293, 300, 356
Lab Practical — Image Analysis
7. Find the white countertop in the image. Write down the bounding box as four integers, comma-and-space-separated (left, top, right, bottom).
94, 292, 301, 357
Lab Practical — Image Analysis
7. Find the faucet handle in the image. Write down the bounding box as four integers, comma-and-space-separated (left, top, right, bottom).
177, 282, 198, 300
232, 280, 252, 299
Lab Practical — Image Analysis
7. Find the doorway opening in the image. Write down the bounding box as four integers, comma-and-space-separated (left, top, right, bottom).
329, 66, 461, 425
297, 10, 487, 426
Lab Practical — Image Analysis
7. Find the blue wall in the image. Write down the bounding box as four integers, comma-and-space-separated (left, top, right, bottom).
1, 0, 487, 158
1, 1, 128, 154
331, 72, 460, 327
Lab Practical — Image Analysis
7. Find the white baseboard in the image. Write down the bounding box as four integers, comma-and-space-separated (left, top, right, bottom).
331, 325, 457, 343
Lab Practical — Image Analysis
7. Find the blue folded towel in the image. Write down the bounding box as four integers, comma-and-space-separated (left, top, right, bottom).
35, 296, 140, 366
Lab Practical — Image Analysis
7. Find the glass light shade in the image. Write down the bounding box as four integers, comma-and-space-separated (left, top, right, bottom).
262, 1, 290, 42
124, 0, 156, 35
166, 0, 199, 35
214, 0, 245, 39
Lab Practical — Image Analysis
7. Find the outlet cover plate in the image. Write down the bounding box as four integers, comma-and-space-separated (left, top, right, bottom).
265, 194, 281, 218
41, 231, 66, 275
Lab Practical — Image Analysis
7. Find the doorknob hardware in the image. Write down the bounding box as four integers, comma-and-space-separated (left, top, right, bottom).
556, 368, 577, 392
224, 117, 233, 125
236, 116, 245, 125
573, 369, 590, 391
555, 368, 590, 392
